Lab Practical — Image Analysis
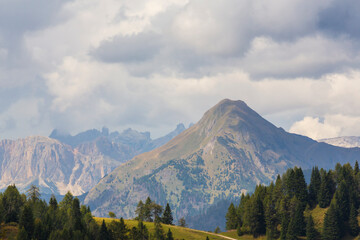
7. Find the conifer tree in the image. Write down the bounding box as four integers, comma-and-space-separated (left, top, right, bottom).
306, 215, 317, 240
166, 229, 174, 240
349, 204, 359, 237
292, 202, 305, 236
308, 166, 321, 207
249, 194, 266, 238
72, 198, 83, 232
26, 184, 40, 202
153, 216, 165, 240
100, 220, 112, 240
19, 204, 34, 239
137, 220, 149, 240
265, 196, 277, 239
162, 203, 173, 225
322, 203, 341, 240
225, 203, 238, 230
135, 200, 145, 221
49, 194, 58, 210
144, 197, 153, 222
318, 172, 334, 208
355, 160, 359, 175
334, 180, 350, 222
286, 217, 298, 240
294, 167, 308, 205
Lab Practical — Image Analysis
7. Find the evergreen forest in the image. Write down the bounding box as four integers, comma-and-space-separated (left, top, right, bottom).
225, 161, 360, 239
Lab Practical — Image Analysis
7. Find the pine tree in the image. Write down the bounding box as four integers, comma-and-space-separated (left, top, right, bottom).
153, 216, 165, 240
72, 198, 83, 231
49, 194, 58, 210
225, 203, 238, 230
308, 166, 321, 207
294, 167, 308, 205
137, 220, 149, 240
355, 160, 359, 175
144, 197, 153, 222
166, 229, 174, 240
249, 194, 266, 238
349, 204, 359, 237
135, 200, 145, 221
318, 172, 334, 208
162, 203, 173, 225
334, 180, 350, 222
265, 196, 278, 239
26, 184, 41, 202
322, 203, 341, 240
19, 204, 34, 239
100, 220, 112, 240
292, 202, 305, 236
306, 215, 317, 240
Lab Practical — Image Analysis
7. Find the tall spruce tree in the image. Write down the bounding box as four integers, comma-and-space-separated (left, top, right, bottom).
355, 160, 359, 175
225, 203, 238, 230
19, 204, 34, 240
334, 180, 350, 222
308, 166, 321, 207
153, 216, 165, 240
318, 172, 334, 208
162, 203, 173, 225
322, 203, 341, 240
306, 215, 317, 240
265, 196, 278, 240
166, 229, 174, 240
294, 167, 308, 205
349, 204, 359, 237
100, 220, 112, 240
249, 194, 266, 238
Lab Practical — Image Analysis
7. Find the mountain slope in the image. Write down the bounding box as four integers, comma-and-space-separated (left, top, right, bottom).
84, 99, 360, 229
0, 124, 185, 195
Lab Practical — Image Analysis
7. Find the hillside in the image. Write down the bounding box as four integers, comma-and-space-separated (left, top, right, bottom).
85, 99, 360, 230
95, 217, 236, 240
0, 124, 185, 195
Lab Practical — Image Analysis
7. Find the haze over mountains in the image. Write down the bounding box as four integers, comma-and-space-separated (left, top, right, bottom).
84, 99, 360, 230
0, 124, 186, 195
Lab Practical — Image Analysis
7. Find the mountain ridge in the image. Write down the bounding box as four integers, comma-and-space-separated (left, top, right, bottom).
84, 99, 360, 230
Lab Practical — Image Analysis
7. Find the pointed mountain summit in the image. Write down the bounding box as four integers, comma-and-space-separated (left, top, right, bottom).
84, 99, 360, 229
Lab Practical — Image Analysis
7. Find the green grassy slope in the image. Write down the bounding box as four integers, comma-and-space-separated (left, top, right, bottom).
95, 217, 235, 240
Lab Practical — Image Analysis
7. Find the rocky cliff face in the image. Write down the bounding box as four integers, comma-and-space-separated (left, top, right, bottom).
84, 99, 360, 230
0, 136, 121, 195
0, 124, 186, 196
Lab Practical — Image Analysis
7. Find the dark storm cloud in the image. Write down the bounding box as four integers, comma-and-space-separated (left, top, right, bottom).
318, 0, 360, 38
91, 32, 162, 63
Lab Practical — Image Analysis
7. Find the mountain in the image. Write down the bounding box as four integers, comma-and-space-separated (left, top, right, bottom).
0, 125, 185, 196
84, 99, 360, 230
319, 136, 360, 148
0, 136, 120, 195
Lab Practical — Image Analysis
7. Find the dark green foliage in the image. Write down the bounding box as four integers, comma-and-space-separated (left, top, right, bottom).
308, 166, 321, 207
135, 197, 163, 222
162, 203, 173, 225
214, 226, 221, 233
72, 198, 83, 231
136, 220, 149, 240
2, 184, 24, 223
49, 194, 58, 210
225, 202, 237, 230
19, 204, 34, 239
237, 224, 243, 236
349, 204, 359, 237
16, 227, 28, 240
334, 180, 350, 222
249, 194, 266, 238
100, 220, 112, 240
322, 203, 341, 240
265, 195, 278, 239
178, 217, 186, 227
306, 215, 317, 240
166, 228, 174, 240
153, 216, 165, 240
293, 167, 308, 205
355, 160, 359, 175
109, 217, 129, 240
292, 202, 305, 236
286, 217, 298, 240
318, 171, 335, 208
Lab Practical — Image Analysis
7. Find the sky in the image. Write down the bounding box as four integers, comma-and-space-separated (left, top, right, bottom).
1, 0, 360, 140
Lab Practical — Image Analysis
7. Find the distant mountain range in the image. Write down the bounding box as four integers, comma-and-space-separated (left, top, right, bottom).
0, 124, 186, 195
84, 99, 360, 230
319, 136, 360, 148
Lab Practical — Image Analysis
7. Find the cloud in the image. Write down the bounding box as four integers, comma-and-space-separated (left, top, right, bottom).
1, 0, 360, 140
290, 115, 360, 140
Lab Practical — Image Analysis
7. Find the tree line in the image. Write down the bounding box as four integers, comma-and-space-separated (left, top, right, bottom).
225, 161, 360, 239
